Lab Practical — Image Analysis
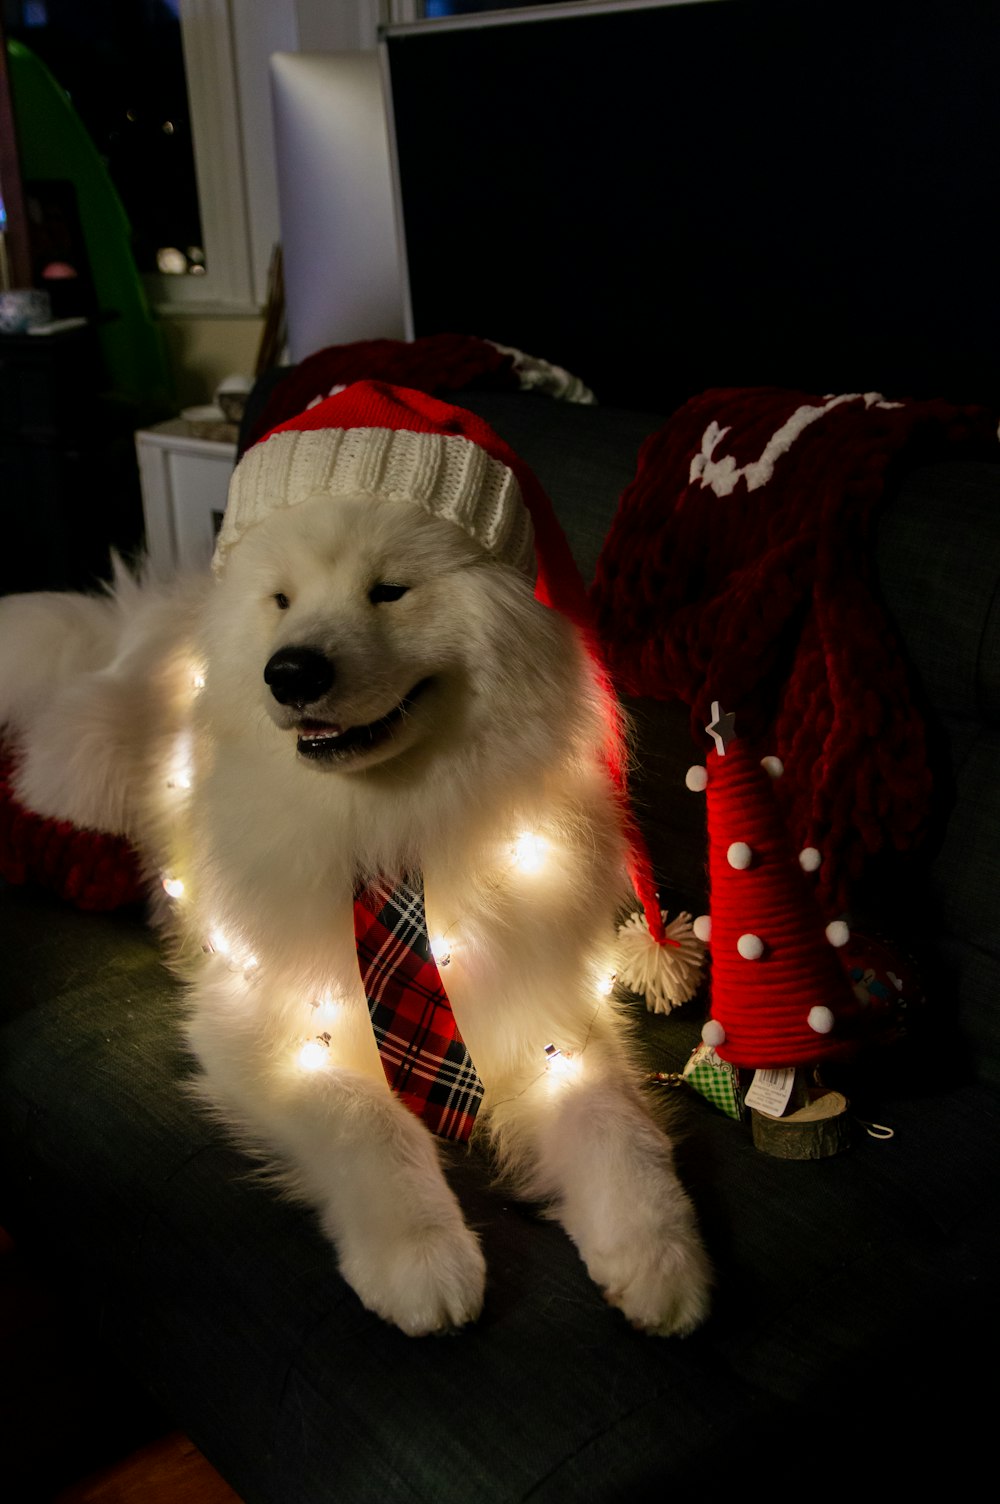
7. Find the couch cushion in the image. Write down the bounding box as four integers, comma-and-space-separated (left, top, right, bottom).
877, 460, 1000, 723
873, 461, 1000, 1083
452, 391, 663, 584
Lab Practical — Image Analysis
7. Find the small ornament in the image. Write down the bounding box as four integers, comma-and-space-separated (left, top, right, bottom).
685, 764, 709, 792
682, 1041, 743, 1120
799, 847, 822, 872
839, 929, 923, 1048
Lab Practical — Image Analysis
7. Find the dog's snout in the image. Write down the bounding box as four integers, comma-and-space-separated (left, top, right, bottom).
264, 647, 335, 708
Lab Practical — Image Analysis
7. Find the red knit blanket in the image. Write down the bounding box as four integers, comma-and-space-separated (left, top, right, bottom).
591, 388, 996, 912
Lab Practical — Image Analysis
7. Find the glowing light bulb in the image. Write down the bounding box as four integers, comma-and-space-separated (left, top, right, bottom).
313, 990, 339, 1022
543, 1042, 577, 1079
513, 831, 547, 874
297, 1040, 328, 1072
596, 971, 616, 997
166, 730, 195, 791
207, 927, 231, 957
429, 935, 452, 966
162, 875, 185, 899
297, 1033, 332, 1072
190, 664, 206, 692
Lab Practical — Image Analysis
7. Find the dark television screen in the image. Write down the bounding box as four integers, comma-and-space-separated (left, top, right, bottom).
386, 0, 999, 410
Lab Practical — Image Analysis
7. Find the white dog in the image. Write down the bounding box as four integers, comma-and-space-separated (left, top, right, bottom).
0, 383, 710, 1337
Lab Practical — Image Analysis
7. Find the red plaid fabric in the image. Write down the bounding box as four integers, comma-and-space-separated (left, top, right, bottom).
354, 877, 484, 1143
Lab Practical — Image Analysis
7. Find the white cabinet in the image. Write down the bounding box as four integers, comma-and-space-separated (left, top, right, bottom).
135, 421, 237, 577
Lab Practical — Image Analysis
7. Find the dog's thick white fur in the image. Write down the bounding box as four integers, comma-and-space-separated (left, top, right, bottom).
0, 492, 711, 1336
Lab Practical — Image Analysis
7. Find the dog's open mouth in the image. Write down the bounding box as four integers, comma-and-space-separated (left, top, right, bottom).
295, 678, 432, 762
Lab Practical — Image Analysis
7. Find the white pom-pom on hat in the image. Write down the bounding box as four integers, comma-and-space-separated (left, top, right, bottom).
727, 841, 753, 870
702, 1019, 726, 1048
760, 755, 784, 779
808, 1005, 835, 1034
825, 919, 850, 948
685, 765, 708, 792
799, 847, 822, 872
615, 909, 705, 1014
693, 914, 712, 943
737, 933, 765, 960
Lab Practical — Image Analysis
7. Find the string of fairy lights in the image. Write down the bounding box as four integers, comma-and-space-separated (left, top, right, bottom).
156, 661, 617, 1095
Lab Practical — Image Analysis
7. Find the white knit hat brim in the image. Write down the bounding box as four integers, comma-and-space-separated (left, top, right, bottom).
213, 426, 535, 578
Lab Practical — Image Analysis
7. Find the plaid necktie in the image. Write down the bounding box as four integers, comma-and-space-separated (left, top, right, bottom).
354, 876, 484, 1142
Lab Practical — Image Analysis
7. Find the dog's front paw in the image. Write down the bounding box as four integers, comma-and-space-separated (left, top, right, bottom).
595, 1223, 712, 1338
337, 1215, 486, 1337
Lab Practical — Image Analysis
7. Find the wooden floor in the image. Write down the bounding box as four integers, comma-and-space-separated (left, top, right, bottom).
53, 1433, 243, 1504
1, 1226, 243, 1503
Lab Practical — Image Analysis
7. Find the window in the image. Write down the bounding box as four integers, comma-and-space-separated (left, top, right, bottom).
4, 1, 648, 318
4, 2, 208, 281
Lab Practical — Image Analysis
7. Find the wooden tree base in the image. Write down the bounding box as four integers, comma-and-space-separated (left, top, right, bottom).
751, 1088, 851, 1159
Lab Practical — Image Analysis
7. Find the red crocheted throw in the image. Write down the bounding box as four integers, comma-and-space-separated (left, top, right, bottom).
591, 388, 996, 911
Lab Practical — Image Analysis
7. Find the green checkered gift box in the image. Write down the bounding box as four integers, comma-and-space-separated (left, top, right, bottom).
683, 1041, 743, 1120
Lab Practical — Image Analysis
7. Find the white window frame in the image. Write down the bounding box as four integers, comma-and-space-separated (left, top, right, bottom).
147, 0, 255, 316
152, 1, 391, 318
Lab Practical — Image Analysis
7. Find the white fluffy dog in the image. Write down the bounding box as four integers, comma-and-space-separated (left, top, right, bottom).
0, 383, 710, 1337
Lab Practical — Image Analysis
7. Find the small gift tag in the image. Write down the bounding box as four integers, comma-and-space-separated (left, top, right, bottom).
744, 1066, 796, 1118
682, 1042, 744, 1121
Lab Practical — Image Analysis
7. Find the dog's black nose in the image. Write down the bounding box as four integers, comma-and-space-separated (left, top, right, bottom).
264, 647, 335, 708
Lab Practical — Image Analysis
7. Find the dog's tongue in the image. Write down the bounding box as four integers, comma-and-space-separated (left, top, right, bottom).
299, 719, 344, 739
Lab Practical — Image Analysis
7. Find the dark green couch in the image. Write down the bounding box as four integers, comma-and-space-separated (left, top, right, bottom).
2, 390, 998, 1502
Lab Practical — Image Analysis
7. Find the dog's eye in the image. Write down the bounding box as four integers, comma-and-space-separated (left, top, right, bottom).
369, 583, 409, 605
273, 593, 290, 610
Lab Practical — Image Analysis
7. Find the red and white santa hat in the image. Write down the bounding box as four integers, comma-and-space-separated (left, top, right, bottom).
216, 380, 567, 603
215, 380, 703, 1010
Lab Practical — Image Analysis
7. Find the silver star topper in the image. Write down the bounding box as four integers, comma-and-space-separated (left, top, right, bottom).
705, 701, 737, 755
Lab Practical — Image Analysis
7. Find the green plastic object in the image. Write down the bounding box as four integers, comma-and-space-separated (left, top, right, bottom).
7, 38, 173, 412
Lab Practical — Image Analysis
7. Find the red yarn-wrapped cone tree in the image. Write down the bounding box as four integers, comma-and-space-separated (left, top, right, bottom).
690, 705, 860, 1156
